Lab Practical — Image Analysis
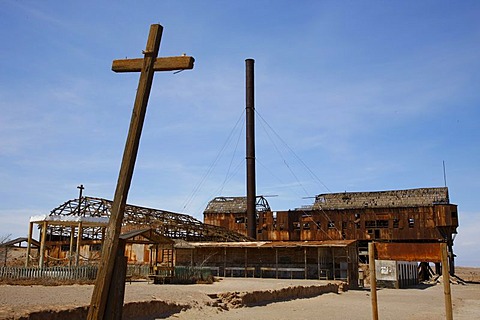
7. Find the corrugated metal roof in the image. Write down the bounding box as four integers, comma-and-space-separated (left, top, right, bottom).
0, 237, 41, 248
179, 240, 356, 249
313, 187, 450, 210
204, 196, 248, 214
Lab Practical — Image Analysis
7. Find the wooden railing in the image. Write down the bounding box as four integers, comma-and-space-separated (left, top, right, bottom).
0, 266, 98, 281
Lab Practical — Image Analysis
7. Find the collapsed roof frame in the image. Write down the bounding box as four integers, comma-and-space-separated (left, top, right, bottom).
45, 196, 252, 242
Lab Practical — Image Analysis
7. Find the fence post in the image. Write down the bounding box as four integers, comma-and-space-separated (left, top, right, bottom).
369, 242, 379, 320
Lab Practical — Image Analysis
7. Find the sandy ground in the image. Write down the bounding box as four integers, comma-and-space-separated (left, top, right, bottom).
0, 279, 341, 319
167, 282, 480, 320
0, 274, 479, 319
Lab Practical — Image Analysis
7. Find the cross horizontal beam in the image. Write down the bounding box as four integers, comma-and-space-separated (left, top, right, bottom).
112, 56, 194, 73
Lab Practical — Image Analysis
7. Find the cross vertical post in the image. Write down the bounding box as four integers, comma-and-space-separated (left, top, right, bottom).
87, 24, 194, 319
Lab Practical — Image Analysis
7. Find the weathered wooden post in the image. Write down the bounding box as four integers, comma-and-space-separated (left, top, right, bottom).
441, 243, 453, 320
25, 221, 33, 267
39, 221, 47, 268
75, 221, 83, 266
369, 242, 379, 320
87, 24, 194, 319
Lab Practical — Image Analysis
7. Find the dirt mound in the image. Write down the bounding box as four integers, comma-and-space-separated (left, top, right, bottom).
207, 282, 342, 310
8, 301, 189, 320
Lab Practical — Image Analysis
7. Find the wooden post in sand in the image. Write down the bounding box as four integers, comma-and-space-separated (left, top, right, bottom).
369, 242, 378, 320
87, 24, 194, 319
441, 243, 453, 320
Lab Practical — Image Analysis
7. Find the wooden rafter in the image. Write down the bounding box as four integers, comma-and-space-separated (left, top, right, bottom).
47, 196, 252, 242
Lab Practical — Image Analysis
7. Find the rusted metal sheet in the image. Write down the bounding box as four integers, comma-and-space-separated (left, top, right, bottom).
313, 187, 450, 210
205, 203, 458, 243
374, 242, 442, 262
183, 240, 356, 249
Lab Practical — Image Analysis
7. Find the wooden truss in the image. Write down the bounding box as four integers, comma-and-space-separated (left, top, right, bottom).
46, 196, 252, 242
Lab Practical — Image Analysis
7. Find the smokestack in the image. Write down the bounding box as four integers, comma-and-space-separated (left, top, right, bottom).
245, 58, 256, 239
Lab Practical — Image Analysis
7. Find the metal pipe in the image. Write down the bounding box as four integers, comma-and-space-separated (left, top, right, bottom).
245, 58, 256, 239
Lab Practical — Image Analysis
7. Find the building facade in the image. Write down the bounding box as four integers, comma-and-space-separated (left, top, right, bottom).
204, 187, 459, 271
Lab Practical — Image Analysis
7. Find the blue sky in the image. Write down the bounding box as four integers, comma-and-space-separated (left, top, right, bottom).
1, 1, 479, 266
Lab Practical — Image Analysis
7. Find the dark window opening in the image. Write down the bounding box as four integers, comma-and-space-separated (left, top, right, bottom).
328, 221, 335, 229
303, 223, 310, 229
293, 222, 301, 230
235, 217, 245, 224
393, 219, 399, 228
365, 220, 388, 228
60, 244, 77, 252
365, 221, 376, 228
376, 220, 389, 228
316, 221, 321, 229
90, 244, 102, 252
408, 218, 415, 228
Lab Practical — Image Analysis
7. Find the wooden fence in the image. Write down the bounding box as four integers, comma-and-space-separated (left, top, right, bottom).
126, 264, 150, 277
0, 266, 98, 281
174, 266, 213, 283
0, 265, 212, 283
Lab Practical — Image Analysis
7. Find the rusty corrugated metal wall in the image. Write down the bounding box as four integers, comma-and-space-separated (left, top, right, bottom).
204, 188, 458, 243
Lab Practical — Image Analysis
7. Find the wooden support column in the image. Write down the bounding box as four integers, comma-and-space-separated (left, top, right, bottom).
190, 248, 194, 267
25, 222, 33, 267
224, 247, 227, 277
441, 243, 453, 320
332, 247, 336, 280
75, 222, 83, 266
171, 245, 175, 275
435, 262, 442, 275
304, 247, 307, 279
173, 245, 177, 268
69, 226, 76, 267
317, 247, 320, 279
244, 248, 248, 278
87, 24, 194, 320
3, 244, 7, 267
39, 221, 47, 268
369, 242, 379, 320
346, 247, 350, 284
275, 248, 279, 279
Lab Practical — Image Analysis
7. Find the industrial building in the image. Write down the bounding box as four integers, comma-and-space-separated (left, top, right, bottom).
10, 185, 457, 288
204, 187, 459, 273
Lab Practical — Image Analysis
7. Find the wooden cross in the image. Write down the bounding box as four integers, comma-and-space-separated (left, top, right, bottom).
87, 24, 194, 320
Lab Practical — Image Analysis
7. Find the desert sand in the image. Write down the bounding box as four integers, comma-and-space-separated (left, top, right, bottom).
0, 268, 479, 319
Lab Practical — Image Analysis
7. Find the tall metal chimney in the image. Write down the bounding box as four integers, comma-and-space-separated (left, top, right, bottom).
245, 58, 256, 239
